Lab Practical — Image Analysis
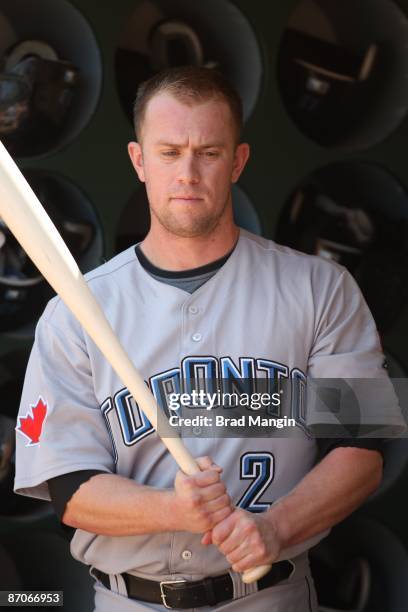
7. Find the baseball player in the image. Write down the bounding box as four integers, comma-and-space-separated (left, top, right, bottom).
14, 67, 397, 611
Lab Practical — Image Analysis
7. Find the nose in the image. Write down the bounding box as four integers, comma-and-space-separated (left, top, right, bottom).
177, 152, 200, 185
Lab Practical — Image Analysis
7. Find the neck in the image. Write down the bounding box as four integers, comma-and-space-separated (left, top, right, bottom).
140, 221, 240, 271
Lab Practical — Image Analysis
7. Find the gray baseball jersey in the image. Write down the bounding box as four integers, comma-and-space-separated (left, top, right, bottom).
14, 229, 398, 610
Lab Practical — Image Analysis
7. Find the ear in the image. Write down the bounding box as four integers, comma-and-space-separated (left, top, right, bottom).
128, 141, 145, 183
231, 143, 250, 183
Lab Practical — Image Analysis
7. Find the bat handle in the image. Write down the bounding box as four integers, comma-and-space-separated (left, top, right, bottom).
241, 563, 272, 584
188, 461, 272, 584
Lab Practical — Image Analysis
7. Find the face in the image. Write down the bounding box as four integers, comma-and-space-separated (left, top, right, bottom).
128, 92, 250, 238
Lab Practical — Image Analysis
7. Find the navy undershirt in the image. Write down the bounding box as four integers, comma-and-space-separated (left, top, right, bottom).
134, 243, 234, 293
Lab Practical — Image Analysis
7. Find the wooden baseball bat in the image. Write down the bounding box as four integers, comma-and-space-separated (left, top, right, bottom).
0, 140, 271, 583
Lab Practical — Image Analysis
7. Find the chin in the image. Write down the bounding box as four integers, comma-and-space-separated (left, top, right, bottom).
168, 226, 211, 238
163, 215, 220, 238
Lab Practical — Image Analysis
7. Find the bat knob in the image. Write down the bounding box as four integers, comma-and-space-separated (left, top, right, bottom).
241, 563, 272, 584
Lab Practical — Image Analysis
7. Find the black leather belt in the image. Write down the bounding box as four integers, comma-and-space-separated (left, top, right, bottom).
94, 560, 294, 609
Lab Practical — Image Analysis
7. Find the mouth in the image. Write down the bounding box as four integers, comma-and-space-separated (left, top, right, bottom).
170, 196, 203, 202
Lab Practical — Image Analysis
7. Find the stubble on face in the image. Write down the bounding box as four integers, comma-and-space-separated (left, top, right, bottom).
148, 189, 231, 238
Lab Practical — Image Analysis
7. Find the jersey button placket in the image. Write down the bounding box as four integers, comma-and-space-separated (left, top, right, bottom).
181, 550, 192, 561
177, 303, 210, 576
185, 303, 203, 343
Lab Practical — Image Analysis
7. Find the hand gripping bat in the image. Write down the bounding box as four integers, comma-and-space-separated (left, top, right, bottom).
0, 140, 272, 583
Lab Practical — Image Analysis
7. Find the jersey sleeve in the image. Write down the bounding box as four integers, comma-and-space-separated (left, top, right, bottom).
14, 300, 115, 502
307, 266, 406, 437
308, 268, 385, 378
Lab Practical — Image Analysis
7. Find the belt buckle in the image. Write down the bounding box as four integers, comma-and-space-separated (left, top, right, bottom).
159, 579, 187, 609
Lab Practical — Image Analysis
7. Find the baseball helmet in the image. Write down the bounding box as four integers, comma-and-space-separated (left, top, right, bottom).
148, 19, 205, 72
276, 164, 408, 333
0, 172, 96, 334
277, 26, 379, 149
115, 18, 216, 125
0, 40, 79, 157
0, 218, 47, 333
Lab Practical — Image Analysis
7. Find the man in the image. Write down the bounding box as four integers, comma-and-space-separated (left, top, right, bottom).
15, 66, 390, 611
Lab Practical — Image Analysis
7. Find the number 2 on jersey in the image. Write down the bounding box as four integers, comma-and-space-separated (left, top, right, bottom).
237, 452, 275, 512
